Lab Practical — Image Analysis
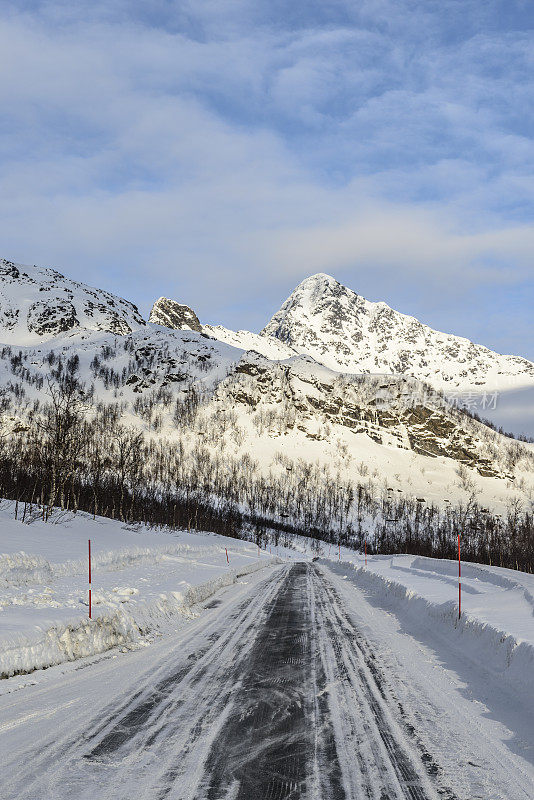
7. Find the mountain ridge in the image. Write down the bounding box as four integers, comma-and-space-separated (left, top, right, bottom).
260, 273, 534, 393
0, 257, 532, 401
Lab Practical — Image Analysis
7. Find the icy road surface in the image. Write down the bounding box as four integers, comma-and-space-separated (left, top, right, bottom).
1, 562, 533, 799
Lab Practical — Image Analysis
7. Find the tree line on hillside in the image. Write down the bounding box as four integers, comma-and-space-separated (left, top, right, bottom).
0, 369, 532, 573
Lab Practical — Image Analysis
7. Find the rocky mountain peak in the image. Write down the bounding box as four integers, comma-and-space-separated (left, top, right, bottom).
261, 274, 534, 393
149, 297, 202, 332
286, 273, 354, 310
261, 273, 369, 347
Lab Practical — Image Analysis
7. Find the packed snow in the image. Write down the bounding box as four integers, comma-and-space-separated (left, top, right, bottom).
0, 505, 281, 678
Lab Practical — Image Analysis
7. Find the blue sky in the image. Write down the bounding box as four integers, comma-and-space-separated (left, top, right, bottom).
0, 0, 533, 361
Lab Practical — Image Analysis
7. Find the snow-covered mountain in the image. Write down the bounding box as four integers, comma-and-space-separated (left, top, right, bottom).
261, 274, 534, 393
0, 255, 531, 513
0, 258, 146, 344
149, 297, 202, 332
1, 258, 532, 398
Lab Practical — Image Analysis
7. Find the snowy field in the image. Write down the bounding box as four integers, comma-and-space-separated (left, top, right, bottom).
0, 506, 282, 678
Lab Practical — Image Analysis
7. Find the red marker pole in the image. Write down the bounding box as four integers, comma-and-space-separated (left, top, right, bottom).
458, 534, 461, 620
225, 547, 229, 564
88, 539, 92, 620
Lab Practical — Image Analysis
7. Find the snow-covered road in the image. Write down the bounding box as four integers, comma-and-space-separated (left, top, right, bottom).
1, 562, 533, 800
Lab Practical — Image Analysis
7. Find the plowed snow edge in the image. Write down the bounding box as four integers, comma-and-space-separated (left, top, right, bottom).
0, 559, 278, 679
323, 559, 534, 701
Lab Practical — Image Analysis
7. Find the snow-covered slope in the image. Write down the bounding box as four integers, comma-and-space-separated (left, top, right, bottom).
149, 297, 202, 332
1, 326, 532, 515
203, 324, 299, 361
262, 274, 534, 393
0, 259, 146, 344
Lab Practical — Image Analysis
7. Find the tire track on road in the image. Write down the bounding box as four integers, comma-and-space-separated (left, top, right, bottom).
312, 565, 450, 800
7, 565, 287, 800
8, 562, 456, 800
200, 562, 326, 800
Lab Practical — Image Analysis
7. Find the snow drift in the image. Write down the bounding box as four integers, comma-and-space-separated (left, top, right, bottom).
0, 558, 275, 678
325, 556, 534, 700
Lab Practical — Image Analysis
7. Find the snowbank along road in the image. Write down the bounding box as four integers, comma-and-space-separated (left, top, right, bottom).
1, 561, 533, 799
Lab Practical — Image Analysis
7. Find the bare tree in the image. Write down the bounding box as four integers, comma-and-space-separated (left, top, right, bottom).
38, 376, 90, 513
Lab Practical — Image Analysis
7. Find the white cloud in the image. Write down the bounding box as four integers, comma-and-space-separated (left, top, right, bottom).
255, 205, 534, 284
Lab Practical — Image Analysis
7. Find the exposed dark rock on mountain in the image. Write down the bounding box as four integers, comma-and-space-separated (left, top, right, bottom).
149, 297, 202, 332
